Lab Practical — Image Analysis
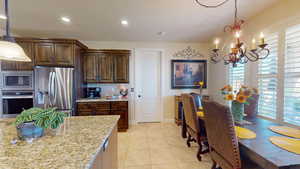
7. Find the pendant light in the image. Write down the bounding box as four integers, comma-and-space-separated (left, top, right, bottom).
0, 0, 31, 62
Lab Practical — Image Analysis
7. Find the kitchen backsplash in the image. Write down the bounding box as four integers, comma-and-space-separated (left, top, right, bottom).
86, 83, 129, 97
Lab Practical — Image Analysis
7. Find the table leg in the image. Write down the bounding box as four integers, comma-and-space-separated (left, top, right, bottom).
181, 111, 187, 138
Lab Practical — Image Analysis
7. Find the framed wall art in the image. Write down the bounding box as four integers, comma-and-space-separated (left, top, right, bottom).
171, 60, 207, 89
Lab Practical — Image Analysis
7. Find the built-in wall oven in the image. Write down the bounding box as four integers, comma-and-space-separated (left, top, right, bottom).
1, 91, 34, 118
0, 71, 34, 118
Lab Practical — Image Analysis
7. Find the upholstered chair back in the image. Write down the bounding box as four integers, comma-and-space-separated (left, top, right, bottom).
182, 94, 200, 133
202, 100, 242, 169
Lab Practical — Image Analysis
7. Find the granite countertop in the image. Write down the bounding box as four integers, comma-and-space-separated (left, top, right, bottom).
76, 98, 128, 102
0, 115, 120, 169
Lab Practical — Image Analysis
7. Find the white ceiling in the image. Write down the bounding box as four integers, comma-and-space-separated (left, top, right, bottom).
0, 0, 279, 42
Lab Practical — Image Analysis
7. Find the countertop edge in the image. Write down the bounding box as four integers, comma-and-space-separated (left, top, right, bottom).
85, 115, 120, 169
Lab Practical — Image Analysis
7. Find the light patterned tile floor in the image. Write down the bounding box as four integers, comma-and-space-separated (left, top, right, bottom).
118, 122, 212, 169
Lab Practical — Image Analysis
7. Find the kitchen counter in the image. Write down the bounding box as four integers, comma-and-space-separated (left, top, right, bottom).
0, 115, 119, 169
76, 98, 128, 103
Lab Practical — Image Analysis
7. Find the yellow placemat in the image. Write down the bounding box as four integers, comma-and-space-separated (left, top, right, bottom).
234, 126, 256, 139
269, 126, 300, 139
197, 111, 204, 117
269, 136, 300, 155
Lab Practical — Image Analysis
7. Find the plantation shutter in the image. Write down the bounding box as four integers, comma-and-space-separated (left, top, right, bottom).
284, 24, 300, 126
229, 63, 245, 93
257, 33, 278, 119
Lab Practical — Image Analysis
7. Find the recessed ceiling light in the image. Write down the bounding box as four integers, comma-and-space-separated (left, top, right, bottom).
61, 17, 71, 23
121, 20, 128, 26
0, 15, 7, 20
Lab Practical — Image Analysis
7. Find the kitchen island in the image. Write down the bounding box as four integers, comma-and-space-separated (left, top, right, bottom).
0, 115, 119, 169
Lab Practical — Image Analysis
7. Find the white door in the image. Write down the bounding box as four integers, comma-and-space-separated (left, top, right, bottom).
135, 49, 162, 123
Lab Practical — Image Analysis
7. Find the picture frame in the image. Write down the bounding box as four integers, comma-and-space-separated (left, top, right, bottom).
171, 60, 207, 89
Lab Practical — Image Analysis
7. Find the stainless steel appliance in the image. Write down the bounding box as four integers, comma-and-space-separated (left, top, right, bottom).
0, 71, 34, 90
0, 91, 34, 118
34, 67, 74, 115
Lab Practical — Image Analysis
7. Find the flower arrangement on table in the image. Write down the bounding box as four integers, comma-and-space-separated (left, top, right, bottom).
198, 81, 204, 95
220, 85, 258, 122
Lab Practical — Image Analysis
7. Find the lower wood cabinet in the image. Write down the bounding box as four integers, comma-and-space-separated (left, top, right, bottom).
77, 101, 129, 131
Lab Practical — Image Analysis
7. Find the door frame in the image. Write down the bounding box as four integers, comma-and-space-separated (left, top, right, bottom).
133, 48, 164, 123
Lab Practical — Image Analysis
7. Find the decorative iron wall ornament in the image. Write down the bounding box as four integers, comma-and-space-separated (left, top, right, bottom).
173, 46, 205, 59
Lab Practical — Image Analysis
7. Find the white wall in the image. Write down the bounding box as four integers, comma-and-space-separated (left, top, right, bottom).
81, 41, 211, 122
209, 0, 300, 104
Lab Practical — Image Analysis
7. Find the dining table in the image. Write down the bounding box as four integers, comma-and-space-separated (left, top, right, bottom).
239, 117, 300, 169
181, 114, 300, 169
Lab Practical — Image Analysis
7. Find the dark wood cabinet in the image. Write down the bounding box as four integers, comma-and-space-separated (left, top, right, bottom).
84, 54, 98, 82
35, 42, 55, 66
111, 101, 128, 131
77, 101, 129, 131
54, 43, 74, 66
83, 50, 130, 83
114, 54, 129, 83
98, 54, 114, 83
0, 38, 88, 70
1, 41, 34, 70
35, 42, 74, 66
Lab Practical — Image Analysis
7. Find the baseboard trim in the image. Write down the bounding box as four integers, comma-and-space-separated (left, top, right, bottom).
163, 118, 175, 123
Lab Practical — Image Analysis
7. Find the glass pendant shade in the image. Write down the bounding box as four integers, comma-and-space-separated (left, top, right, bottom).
0, 41, 31, 62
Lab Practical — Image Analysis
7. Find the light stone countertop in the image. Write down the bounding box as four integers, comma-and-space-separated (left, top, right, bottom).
0, 115, 120, 169
76, 98, 128, 103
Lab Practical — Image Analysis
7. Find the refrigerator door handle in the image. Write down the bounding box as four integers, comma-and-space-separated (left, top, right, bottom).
48, 72, 53, 107
52, 71, 57, 106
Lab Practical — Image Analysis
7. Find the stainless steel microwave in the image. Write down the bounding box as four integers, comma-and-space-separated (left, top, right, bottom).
0, 71, 34, 91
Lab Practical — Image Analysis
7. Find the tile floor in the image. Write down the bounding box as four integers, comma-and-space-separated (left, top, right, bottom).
118, 122, 212, 169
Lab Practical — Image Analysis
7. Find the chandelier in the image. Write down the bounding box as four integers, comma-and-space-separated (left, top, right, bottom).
196, 0, 270, 67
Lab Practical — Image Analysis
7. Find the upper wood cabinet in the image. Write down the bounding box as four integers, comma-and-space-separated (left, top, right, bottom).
84, 54, 98, 83
54, 43, 74, 65
114, 54, 129, 83
1, 41, 34, 70
35, 42, 55, 66
98, 54, 114, 83
35, 42, 74, 66
83, 50, 130, 83
0, 38, 88, 70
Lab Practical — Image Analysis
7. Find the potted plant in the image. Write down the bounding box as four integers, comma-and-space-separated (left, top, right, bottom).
220, 85, 258, 122
15, 107, 67, 140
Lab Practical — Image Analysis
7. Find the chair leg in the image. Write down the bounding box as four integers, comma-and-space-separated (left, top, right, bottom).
186, 134, 192, 147
211, 160, 217, 169
197, 141, 202, 161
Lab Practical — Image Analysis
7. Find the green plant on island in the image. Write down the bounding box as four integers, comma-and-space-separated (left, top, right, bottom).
15, 107, 67, 129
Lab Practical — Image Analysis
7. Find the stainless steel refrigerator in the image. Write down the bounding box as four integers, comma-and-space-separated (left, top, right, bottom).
34, 67, 74, 115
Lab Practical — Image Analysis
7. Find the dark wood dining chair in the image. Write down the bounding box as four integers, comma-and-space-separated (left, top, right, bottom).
202, 100, 263, 169
181, 94, 208, 161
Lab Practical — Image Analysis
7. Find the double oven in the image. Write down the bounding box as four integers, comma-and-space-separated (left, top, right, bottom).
0, 71, 34, 118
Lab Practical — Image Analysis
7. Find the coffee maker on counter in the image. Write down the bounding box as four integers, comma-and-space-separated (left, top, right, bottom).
86, 87, 101, 98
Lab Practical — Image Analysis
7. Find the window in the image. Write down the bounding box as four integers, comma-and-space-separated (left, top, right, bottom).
229, 63, 245, 93
257, 34, 279, 119
284, 25, 300, 126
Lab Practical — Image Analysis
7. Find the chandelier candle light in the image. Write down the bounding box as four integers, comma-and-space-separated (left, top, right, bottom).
198, 0, 270, 67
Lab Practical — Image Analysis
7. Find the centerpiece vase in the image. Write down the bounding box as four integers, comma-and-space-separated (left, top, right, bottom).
231, 100, 244, 122
17, 121, 44, 140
